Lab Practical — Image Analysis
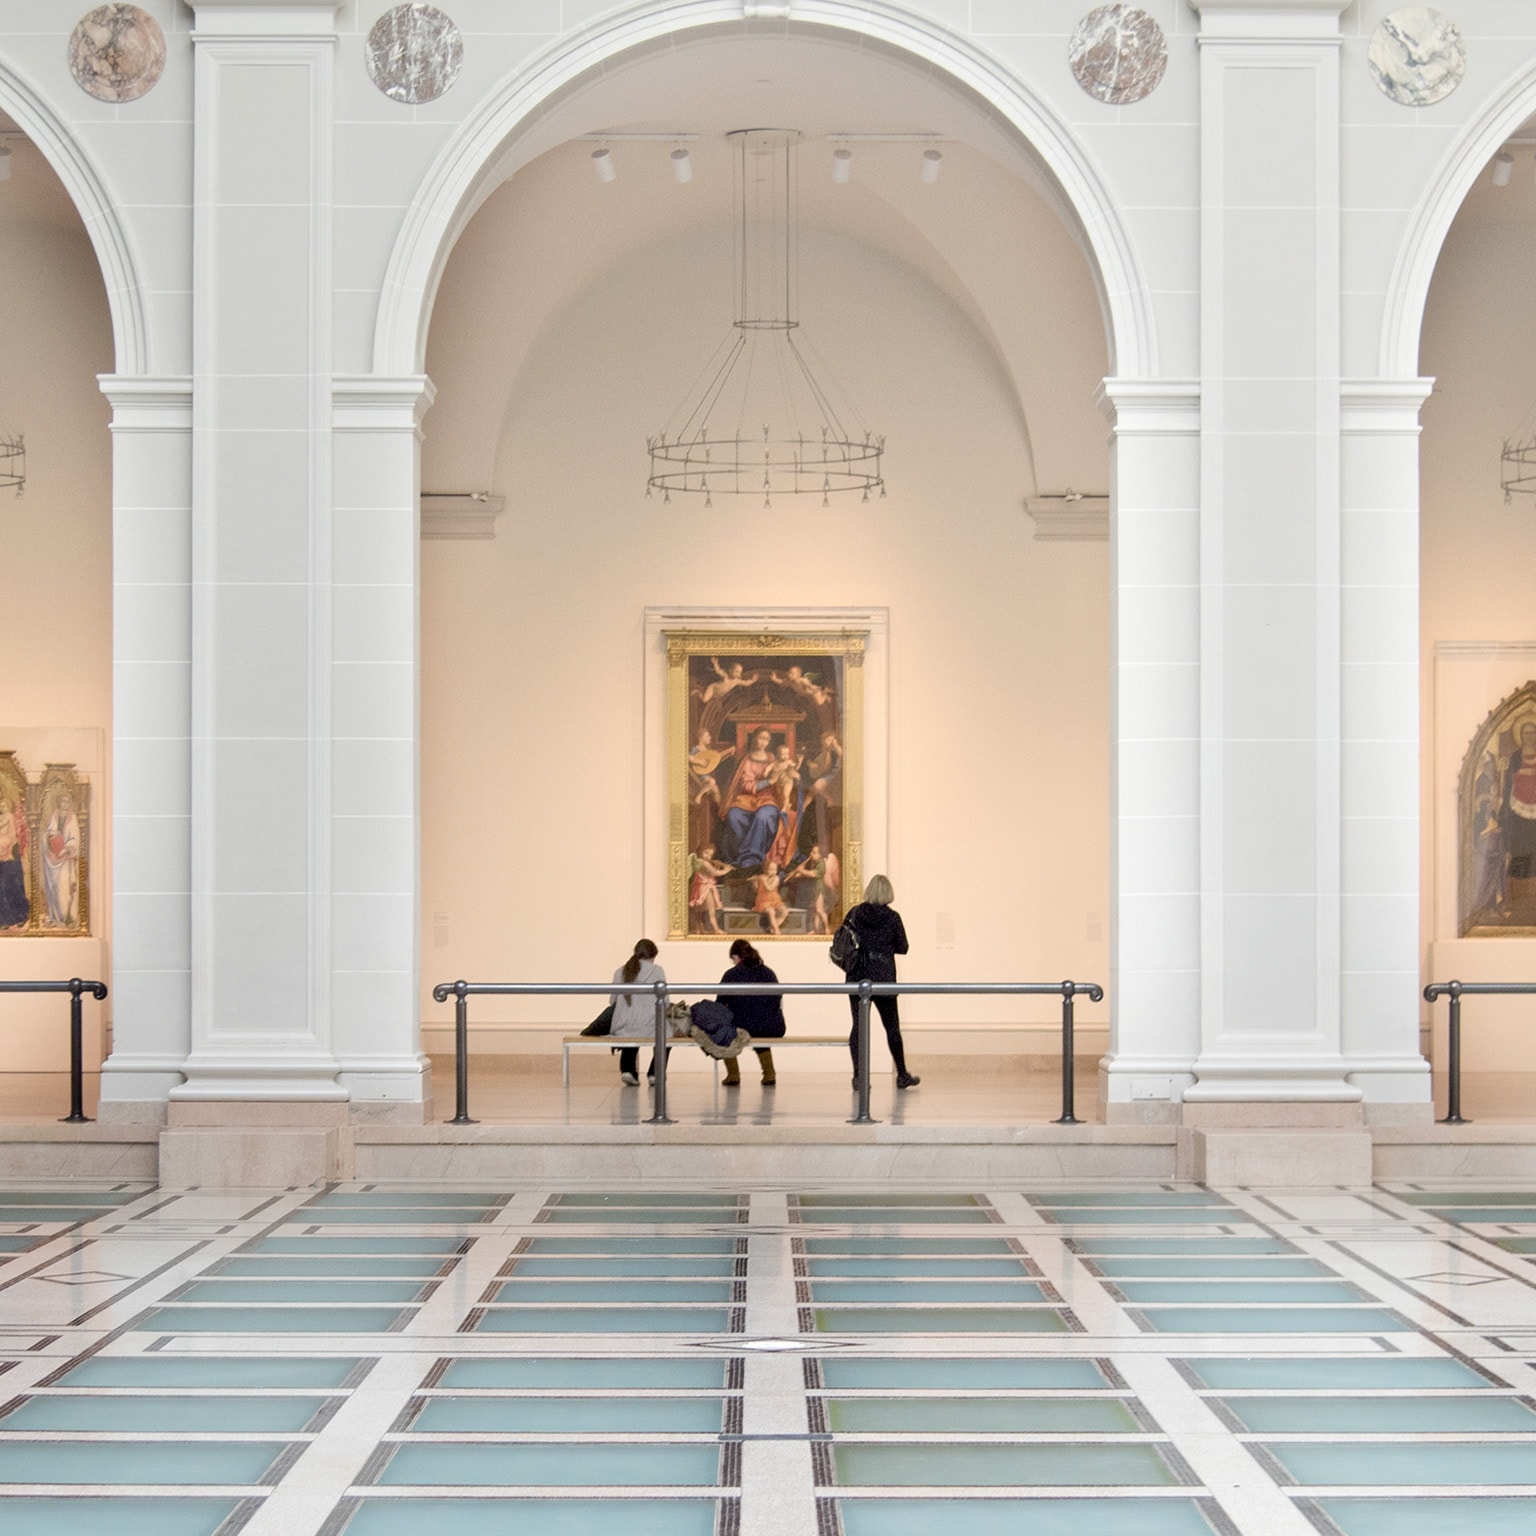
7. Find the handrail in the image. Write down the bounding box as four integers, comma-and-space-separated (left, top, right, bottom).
0, 978, 108, 1124
1424, 980, 1536, 1125
430, 978, 1104, 1128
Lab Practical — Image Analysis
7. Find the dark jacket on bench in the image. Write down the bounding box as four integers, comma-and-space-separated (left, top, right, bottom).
718, 961, 786, 1038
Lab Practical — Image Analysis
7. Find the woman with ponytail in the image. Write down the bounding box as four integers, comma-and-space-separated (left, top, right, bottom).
610, 939, 666, 1085
716, 938, 785, 1087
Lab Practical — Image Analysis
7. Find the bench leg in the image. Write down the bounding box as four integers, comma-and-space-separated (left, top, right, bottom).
562, 1047, 570, 1090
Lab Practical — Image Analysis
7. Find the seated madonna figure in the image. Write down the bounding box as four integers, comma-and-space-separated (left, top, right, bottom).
719, 727, 784, 870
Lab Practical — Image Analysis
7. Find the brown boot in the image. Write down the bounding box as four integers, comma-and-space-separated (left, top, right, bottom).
757, 1049, 776, 1086
722, 1057, 741, 1087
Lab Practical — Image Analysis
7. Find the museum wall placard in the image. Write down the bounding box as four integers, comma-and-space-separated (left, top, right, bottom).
418, 211, 1113, 1048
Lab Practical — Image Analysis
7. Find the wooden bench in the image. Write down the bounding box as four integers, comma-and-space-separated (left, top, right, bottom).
561, 1033, 848, 1087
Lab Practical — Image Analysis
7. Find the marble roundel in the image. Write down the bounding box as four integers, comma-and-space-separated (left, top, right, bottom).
1369, 7, 1466, 107
67, 4, 166, 104
366, 3, 464, 106
1069, 5, 1168, 107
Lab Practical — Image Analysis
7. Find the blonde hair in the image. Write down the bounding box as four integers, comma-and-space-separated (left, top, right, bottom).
863, 874, 894, 906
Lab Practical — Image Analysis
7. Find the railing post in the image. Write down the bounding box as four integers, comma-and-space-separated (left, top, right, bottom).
646, 979, 675, 1125
60, 978, 90, 1125
848, 980, 877, 1125
1442, 980, 1467, 1126
1054, 980, 1081, 1125
449, 981, 476, 1126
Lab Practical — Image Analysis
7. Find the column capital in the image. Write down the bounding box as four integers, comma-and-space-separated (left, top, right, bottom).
333, 374, 437, 433
1095, 378, 1201, 433
1340, 377, 1436, 433
1189, 0, 1349, 42
98, 374, 193, 430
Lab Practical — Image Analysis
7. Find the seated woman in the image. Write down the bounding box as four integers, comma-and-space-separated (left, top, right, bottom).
717, 938, 784, 1087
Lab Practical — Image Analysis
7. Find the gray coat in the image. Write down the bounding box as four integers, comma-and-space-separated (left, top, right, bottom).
610, 958, 666, 1039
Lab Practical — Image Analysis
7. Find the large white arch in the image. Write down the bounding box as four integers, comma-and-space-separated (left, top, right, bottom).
372, 0, 1156, 380
1381, 53, 1536, 378
0, 53, 151, 376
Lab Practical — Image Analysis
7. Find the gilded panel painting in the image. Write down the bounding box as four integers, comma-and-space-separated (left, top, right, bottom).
0, 753, 90, 937
1461, 679, 1536, 935
668, 632, 863, 939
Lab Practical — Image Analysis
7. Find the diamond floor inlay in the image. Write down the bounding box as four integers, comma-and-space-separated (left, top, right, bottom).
3, 1180, 1536, 1533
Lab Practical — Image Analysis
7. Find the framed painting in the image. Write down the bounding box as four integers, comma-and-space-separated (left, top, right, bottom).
34, 764, 89, 936
1460, 679, 1536, 935
667, 631, 864, 939
0, 752, 29, 934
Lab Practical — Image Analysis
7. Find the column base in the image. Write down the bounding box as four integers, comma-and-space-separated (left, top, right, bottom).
1175, 1102, 1372, 1185
159, 1102, 354, 1187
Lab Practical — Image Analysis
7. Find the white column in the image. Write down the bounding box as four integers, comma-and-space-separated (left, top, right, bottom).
1099, 380, 1203, 1122
98, 377, 194, 1122
173, 0, 344, 1102
1339, 380, 1433, 1114
331, 377, 434, 1118
1184, 0, 1357, 1104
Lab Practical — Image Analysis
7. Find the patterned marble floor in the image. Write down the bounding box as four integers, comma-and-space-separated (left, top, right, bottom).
2, 1183, 1536, 1533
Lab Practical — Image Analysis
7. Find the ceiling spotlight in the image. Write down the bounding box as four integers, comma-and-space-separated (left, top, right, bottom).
921, 148, 942, 184
1493, 150, 1515, 187
670, 147, 692, 184
831, 147, 852, 184
0, 146, 10, 182
591, 147, 616, 183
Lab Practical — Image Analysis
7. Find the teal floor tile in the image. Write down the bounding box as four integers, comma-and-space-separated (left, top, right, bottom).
1039, 1209, 1243, 1226
837, 1498, 1217, 1536
815, 1308, 1069, 1333
524, 1237, 738, 1255
1031, 1193, 1230, 1209
411, 1395, 725, 1433
0, 1498, 241, 1536
1115, 1281, 1370, 1304
540, 1209, 740, 1224
0, 1441, 290, 1485
1068, 1238, 1295, 1256
136, 1305, 409, 1333
1183, 1357, 1492, 1391
796, 1209, 996, 1225
305, 1192, 499, 1208
831, 1441, 1179, 1486
341, 1497, 720, 1536
1398, 1192, 1536, 1206
1137, 1307, 1409, 1333
1496, 1238, 1536, 1254
376, 1442, 720, 1486
1418, 1208, 1536, 1225
0, 1236, 45, 1252
53, 1357, 362, 1389
490, 1279, 734, 1303
1272, 1442, 1536, 1485
0, 1394, 332, 1433
247, 1238, 463, 1256
807, 1258, 1030, 1278
804, 1238, 1015, 1256
0, 1207, 120, 1224
1092, 1257, 1331, 1278
213, 1257, 452, 1279
555, 1194, 742, 1208
819, 1359, 1112, 1391
437, 1359, 726, 1390
510, 1257, 735, 1277
797, 1195, 983, 1208
825, 1397, 1142, 1432
0, 1191, 138, 1205
1317, 1497, 1536, 1535
1222, 1395, 1536, 1433
809, 1280, 1049, 1303
470, 1307, 732, 1333
174, 1279, 427, 1304
278, 1209, 492, 1226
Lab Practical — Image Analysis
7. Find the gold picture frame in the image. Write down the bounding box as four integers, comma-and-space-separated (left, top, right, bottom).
667, 630, 865, 940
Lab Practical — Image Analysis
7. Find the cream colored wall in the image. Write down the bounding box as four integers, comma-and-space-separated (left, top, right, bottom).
0, 137, 114, 1070
1420, 163, 1536, 1071
420, 221, 1112, 1044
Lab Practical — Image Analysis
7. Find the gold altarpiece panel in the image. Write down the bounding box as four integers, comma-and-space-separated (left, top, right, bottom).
667, 630, 864, 940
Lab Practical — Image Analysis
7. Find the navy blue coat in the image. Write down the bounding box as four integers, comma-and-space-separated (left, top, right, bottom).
718, 961, 786, 1038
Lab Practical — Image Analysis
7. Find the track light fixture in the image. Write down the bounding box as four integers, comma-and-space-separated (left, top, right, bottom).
1493, 151, 1514, 187
591, 147, 616, 183
921, 148, 942, 184
831, 147, 852, 184
670, 147, 692, 184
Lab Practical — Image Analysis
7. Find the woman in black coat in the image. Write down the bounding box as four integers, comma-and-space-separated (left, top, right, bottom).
717, 939, 784, 1086
839, 873, 919, 1088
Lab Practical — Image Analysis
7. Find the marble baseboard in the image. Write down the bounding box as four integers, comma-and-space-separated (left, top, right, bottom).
1177, 1127, 1375, 1186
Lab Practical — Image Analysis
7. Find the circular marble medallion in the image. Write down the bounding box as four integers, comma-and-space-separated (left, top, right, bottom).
67, 4, 166, 104
366, 3, 464, 105
1069, 4, 1168, 106
1369, 7, 1465, 107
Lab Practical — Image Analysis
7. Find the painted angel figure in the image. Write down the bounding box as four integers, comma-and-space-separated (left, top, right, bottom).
688, 729, 737, 807
699, 658, 760, 704
770, 665, 831, 706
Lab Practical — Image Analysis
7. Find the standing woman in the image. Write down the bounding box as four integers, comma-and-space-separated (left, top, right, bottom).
717, 939, 784, 1087
839, 875, 919, 1089
610, 939, 666, 1086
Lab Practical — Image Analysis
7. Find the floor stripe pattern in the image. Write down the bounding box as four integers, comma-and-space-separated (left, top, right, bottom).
0, 1183, 1535, 1532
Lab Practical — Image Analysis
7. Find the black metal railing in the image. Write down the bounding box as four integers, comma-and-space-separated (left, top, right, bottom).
0, 978, 108, 1123
1424, 979, 1536, 1124
430, 978, 1104, 1128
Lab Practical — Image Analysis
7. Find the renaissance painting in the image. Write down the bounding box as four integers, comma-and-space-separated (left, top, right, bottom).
0, 751, 91, 937
1460, 680, 1536, 934
667, 631, 864, 939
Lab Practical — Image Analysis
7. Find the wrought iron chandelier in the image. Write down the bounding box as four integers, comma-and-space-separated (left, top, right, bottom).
0, 433, 22, 496
647, 128, 884, 507
1501, 435, 1536, 501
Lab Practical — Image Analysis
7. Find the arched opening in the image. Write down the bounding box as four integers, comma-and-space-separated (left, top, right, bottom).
410, 26, 1122, 1121
1418, 111, 1536, 1113
0, 106, 115, 1118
